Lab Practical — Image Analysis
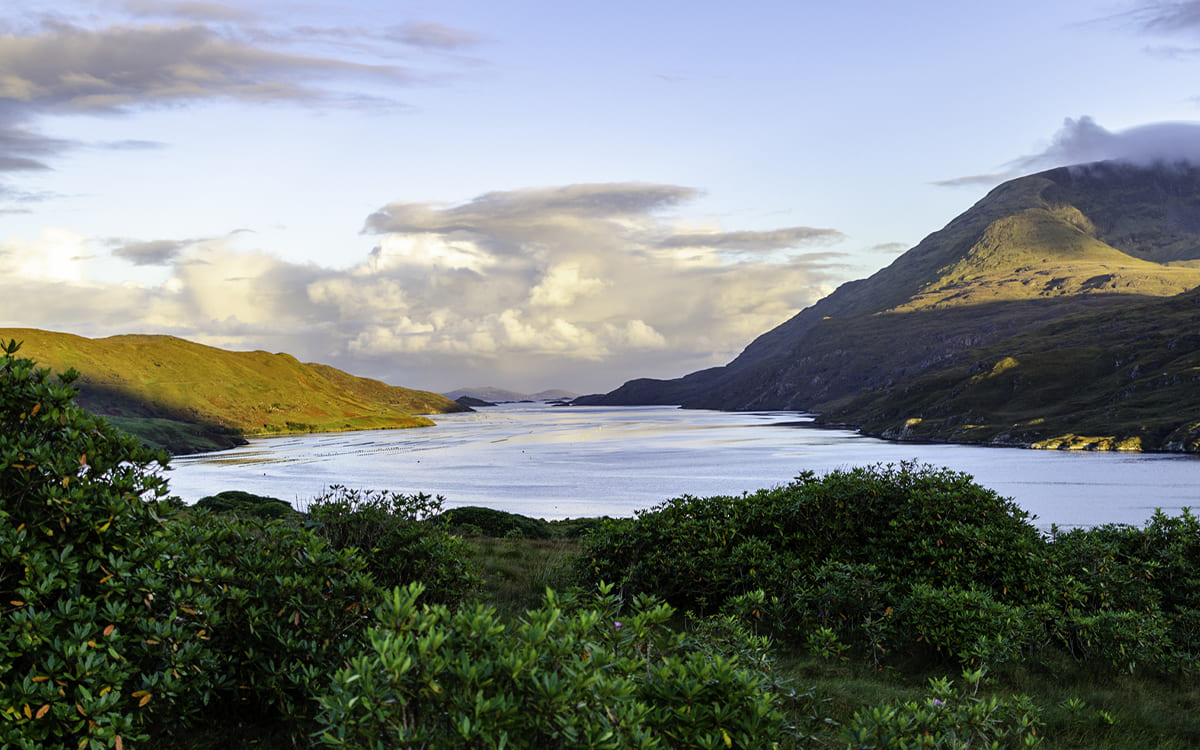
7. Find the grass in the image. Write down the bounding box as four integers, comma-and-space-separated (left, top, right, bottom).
464, 536, 582, 619
771, 653, 1200, 749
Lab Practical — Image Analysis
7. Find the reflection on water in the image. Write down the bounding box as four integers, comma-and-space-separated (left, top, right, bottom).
168, 403, 1200, 529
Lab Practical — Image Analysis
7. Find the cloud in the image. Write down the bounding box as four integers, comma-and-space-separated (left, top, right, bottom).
0, 114, 73, 173
0, 185, 58, 209
314, 184, 846, 386
122, 1, 259, 23
385, 22, 484, 50
107, 237, 199, 265
658, 226, 846, 252
936, 6, 1200, 189
0, 155, 48, 171
0, 22, 406, 114
528, 265, 608, 308
0, 184, 847, 392
1014, 116, 1200, 170
936, 116, 1200, 188
929, 173, 1013, 188
1126, 1, 1200, 33
0, 228, 91, 282
365, 183, 701, 235
0, 6, 479, 208
100, 139, 168, 151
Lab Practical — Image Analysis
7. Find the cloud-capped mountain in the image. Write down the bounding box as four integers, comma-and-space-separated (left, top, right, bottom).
579, 161, 1200, 451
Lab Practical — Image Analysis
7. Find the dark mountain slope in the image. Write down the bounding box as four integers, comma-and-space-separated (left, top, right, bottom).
580, 162, 1200, 450
824, 286, 1200, 451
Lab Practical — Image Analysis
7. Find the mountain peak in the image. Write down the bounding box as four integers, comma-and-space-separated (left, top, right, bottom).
581, 161, 1200, 450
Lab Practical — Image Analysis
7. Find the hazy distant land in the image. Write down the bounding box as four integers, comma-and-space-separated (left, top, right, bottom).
443, 386, 579, 403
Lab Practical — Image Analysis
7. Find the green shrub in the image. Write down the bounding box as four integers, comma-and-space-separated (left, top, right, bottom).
148, 512, 380, 744
0, 337, 386, 749
551, 516, 612, 539
1054, 608, 1171, 674
1045, 523, 1163, 614
1044, 513, 1200, 674
783, 462, 1044, 599
580, 491, 803, 611
316, 583, 790, 750
843, 670, 1043, 749
1167, 606, 1200, 673
891, 584, 1046, 667
1141, 508, 1200, 614
0, 341, 185, 749
439, 505, 553, 539
787, 561, 896, 664
580, 462, 1045, 614
305, 485, 480, 606
194, 490, 296, 519
791, 561, 894, 634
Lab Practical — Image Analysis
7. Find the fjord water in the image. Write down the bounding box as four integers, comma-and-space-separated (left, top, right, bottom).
168, 403, 1200, 530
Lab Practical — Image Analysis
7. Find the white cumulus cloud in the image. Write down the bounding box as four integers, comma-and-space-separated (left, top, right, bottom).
0, 183, 849, 392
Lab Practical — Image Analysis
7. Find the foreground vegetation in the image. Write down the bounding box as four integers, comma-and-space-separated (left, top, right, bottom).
3, 342, 1199, 748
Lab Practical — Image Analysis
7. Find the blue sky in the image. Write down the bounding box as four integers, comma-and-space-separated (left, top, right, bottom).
3, 1, 1200, 393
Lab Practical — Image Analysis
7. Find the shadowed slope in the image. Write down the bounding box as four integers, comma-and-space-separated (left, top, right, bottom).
822, 287, 1200, 451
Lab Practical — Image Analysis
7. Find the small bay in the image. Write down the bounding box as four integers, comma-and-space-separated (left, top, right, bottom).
168, 403, 1200, 530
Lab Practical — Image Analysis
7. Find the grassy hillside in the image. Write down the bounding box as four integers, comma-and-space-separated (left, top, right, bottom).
893, 208, 1200, 311
0, 329, 468, 454
724, 164, 1200, 372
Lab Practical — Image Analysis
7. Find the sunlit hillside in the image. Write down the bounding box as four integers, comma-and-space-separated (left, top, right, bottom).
0, 329, 468, 453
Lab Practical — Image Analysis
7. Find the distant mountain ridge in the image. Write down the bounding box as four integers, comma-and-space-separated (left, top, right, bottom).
1, 329, 469, 454
444, 386, 578, 402
579, 161, 1200, 452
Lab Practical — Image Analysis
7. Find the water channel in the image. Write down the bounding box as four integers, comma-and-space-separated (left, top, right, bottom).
168, 403, 1200, 530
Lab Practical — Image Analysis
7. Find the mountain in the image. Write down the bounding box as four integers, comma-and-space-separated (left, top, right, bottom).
1, 329, 470, 454
822, 286, 1200, 451
443, 387, 579, 402
579, 161, 1200, 451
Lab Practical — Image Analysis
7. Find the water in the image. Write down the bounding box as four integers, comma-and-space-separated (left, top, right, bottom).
167, 403, 1200, 530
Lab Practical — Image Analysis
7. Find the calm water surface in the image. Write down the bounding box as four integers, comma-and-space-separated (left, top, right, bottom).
168, 403, 1200, 530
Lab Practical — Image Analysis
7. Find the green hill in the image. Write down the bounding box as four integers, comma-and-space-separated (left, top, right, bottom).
580, 161, 1200, 451
0, 329, 469, 454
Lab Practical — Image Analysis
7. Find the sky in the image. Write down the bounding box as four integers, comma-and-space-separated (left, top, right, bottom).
4, 1, 1200, 395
